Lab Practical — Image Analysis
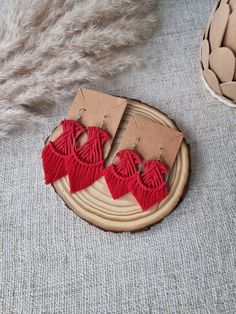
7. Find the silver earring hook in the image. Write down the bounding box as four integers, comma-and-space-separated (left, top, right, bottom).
138, 163, 144, 174
101, 115, 109, 129
131, 137, 141, 151
77, 108, 86, 121
157, 145, 163, 161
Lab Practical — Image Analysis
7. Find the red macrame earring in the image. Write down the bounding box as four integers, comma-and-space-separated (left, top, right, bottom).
128, 146, 169, 210
42, 109, 85, 184
103, 137, 141, 199
66, 115, 110, 193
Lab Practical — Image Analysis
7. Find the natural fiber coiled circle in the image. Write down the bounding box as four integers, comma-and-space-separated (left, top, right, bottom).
49, 99, 190, 232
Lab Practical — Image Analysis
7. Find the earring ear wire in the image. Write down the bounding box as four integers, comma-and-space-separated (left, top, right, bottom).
131, 137, 141, 151
102, 115, 109, 129
157, 145, 163, 161
77, 108, 86, 121
138, 163, 144, 174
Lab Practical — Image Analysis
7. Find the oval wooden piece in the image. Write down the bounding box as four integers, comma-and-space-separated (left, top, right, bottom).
205, 1, 220, 39
223, 12, 236, 55
209, 47, 235, 82
220, 82, 236, 100
235, 59, 236, 80
201, 39, 210, 70
49, 99, 190, 233
229, 0, 236, 12
209, 3, 230, 51
203, 69, 223, 95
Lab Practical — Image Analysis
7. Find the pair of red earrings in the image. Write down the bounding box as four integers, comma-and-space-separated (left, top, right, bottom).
42, 114, 169, 211
104, 138, 169, 210
42, 109, 110, 193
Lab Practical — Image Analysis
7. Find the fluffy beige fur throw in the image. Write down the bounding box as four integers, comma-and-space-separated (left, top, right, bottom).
0, 0, 157, 136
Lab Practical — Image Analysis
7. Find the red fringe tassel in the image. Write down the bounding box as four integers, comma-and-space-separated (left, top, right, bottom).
104, 150, 141, 199
128, 160, 169, 210
66, 126, 110, 193
42, 120, 84, 184
66, 151, 104, 193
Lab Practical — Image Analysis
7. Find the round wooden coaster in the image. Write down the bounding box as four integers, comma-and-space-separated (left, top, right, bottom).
49, 98, 190, 232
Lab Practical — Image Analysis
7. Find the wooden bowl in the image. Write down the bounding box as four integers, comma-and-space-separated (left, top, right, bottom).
201, 0, 236, 107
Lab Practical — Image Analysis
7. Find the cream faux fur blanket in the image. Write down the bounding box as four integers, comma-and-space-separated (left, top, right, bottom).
0, 0, 157, 136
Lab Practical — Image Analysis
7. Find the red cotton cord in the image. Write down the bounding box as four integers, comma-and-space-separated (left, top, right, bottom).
103, 149, 141, 199
128, 160, 169, 210
65, 126, 110, 193
42, 120, 84, 184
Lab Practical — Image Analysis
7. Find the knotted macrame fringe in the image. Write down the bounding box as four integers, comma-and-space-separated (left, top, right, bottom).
66, 152, 104, 193
128, 160, 169, 210
66, 126, 110, 193
128, 179, 169, 210
104, 150, 141, 199
42, 120, 84, 184
42, 143, 68, 184
104, 165, 133, 199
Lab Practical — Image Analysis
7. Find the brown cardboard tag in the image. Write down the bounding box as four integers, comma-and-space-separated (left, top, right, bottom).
66, 88, 127, 157
118, 114, 184, 169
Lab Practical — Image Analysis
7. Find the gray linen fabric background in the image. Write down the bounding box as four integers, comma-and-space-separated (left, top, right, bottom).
1, 0, 236, 313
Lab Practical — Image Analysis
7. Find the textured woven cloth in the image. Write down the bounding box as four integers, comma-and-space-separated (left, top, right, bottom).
1, 0, 236, 313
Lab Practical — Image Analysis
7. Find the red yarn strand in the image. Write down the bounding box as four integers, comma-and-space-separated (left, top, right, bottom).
128, 160, 169, 210
42, 120, 84, 184
66, 126, 110, 193
103, 150, 141, 199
